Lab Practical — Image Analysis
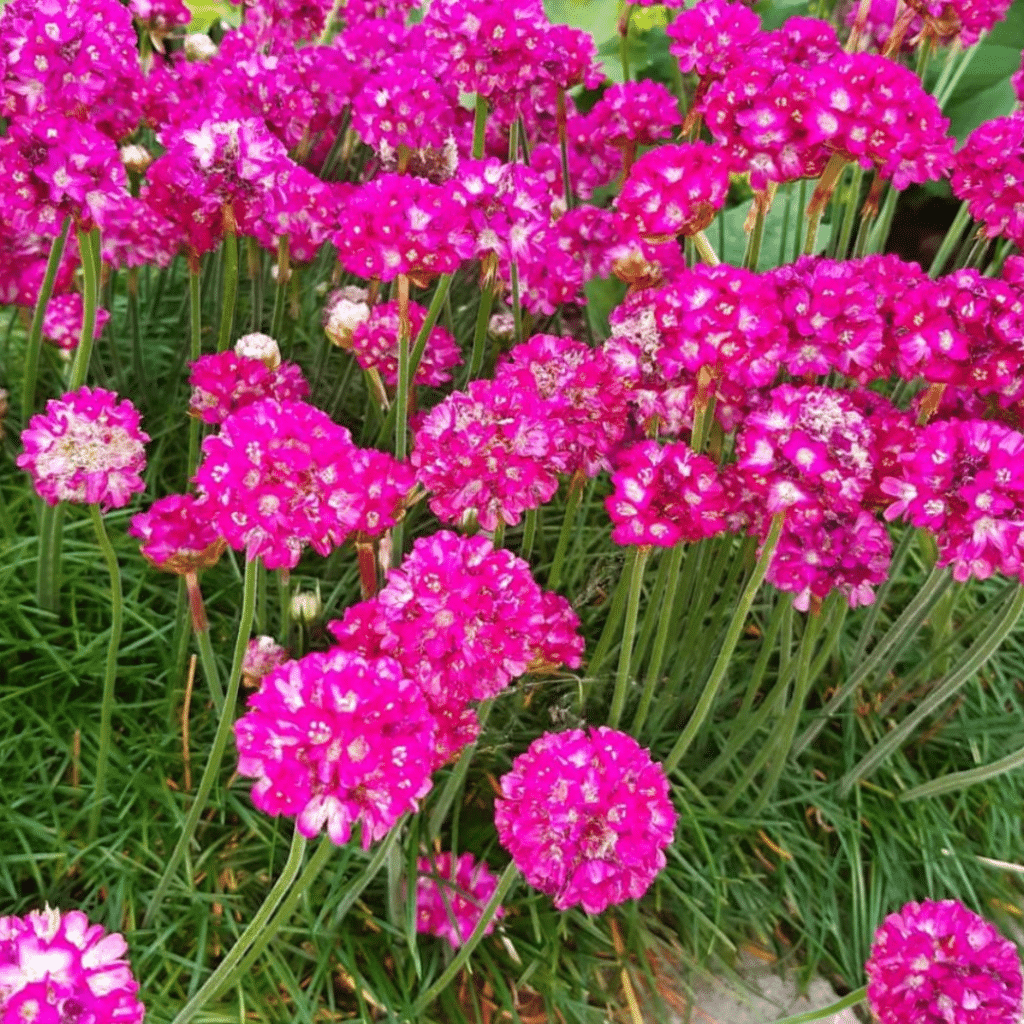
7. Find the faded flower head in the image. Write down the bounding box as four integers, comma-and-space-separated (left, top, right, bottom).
17, 387, 148, 510
866, 899, 1023, 1024
495, 727, 676, 914
0, 905, 145, 1024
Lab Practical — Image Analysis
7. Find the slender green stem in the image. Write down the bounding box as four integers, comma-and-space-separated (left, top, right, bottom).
852, 526, 915, 663
217, 228, 238, 352
663, 514, 785, 774
935, 36, 983, 107
742, 200, 767, 271
867, 182, 899, 255
586, 552, 636, 687
520, 507, 538, 560
428, 702, 493, 841
472, 94, 488, 159
86, 504, 124, 842
747, 608, 825, 815
21, 218, 71, 422
691, 230, 720, 266
548, 474, 585, 592
144, 556, 259, 927
395, 274, 412, 463
839, 584, 1024, 796
411, 862, 519, 1016
465, 284, 496, 385
794, 565, 952, 757
608, 546, 651, 729
69, 227, 102, 390
900, 736, 1024, 802
832, 164, 863, 261
187, 268, 203, 480
768, 988, 866, 1024
632, 543, 686, 736
618, 3, 634, 82
270, 235, 290, 339
237, 824, 397, 982
192, 623, 225, 713
169, 827, 309, 1024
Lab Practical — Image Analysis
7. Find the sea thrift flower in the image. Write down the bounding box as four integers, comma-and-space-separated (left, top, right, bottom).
804, 54, 953, 190
952, 112, 1024, 247
882, 418, 1024, 582
188, 352, 309, 424
193, 399, 362, 569
234, 333, 281, 368
666, 0, 762, 80
495, 728, 677, 914
411, 379, 560, 531
41, 294, 111, 352
17, 387, 148, 510
865, 899, 1023, 1024
606, 441, 728, 547
733, 385, 876, 520
0, 905, 145, 1024
415, 852, 506, 948
653, 263, 787, 388
495, 334, 630, 477
584, 80, 681, 150
329, 531, 584, 761
129, 493, 225, 574
616, 142, 734, 240
235, 648, 436, 847
336, 174, 473, 284
348, 300, 461, 387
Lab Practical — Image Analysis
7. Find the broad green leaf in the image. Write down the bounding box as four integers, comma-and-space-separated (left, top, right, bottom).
719, 186, 834, 268
184, 0, 241, 28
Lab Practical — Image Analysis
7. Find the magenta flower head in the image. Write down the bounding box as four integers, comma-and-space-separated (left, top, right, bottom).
495, 727, 677, 914
234, 647, 437, 848
17, 387, 148, 510
129, 493, 225, 576
866, 899, 1023, 1024
415, 852, 506, 948
616, 142, 735, 240
0, 905, 145, 1024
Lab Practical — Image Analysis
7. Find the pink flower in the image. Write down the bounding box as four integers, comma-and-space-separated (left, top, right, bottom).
41, 294, 110, 352
415, 852, 505, 948
242, 636, 290, 687
584, 81, 681, 149
187, 352, 309, 425
0, 905, 145, 1024
17, 387, 148, 510
866, 900, 1022, 1024
952, 112, 1024, 247
666, 0, 762, 80
192, 398, 362, 569
234, 648, 437, 847
348, 300, 461, 387
129, 494, 225, 575
329, 531, 583, 762
411, 379, 560, 531
495, 728, 677, 914
616, 142, 734, 240
606, 441, 728, 547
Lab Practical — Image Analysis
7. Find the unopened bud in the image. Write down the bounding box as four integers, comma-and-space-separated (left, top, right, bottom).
488, 312, 516, 342
184, 32, 218, 61
234, 332, 281, 368
120, 144, 153, 175
290, 590, 322, 625
323, 287, 370, 348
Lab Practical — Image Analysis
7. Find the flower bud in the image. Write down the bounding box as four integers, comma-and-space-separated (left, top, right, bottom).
234, 332, 281, 369
120, 144, 153, 175
242, 636, 289, 688
290, 590, 322, 624
323, 287, 371, 348
184, 32, 218, 61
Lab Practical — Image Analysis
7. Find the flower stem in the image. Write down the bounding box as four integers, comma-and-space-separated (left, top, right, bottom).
191, 610, 225, 714
465, 282, 496, 384
411, 861, 519, 1016
20, 217, 71, 422
928, 201, 972, 278
547, 471, 585, 592
187, 267, 202, 480
663, 514, 785, 774
803, 154, 847, 256
270, 235, 290, 338
169, 826, 309, 1024
472, 94, 488, 159
217, 227, 238, 352
691, 230, 720, 266
69, 227, 102, 390
632, 542, 686, 736
143, 556, 258, 928
86, 503, 124, 842
608, 546, 651, 729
